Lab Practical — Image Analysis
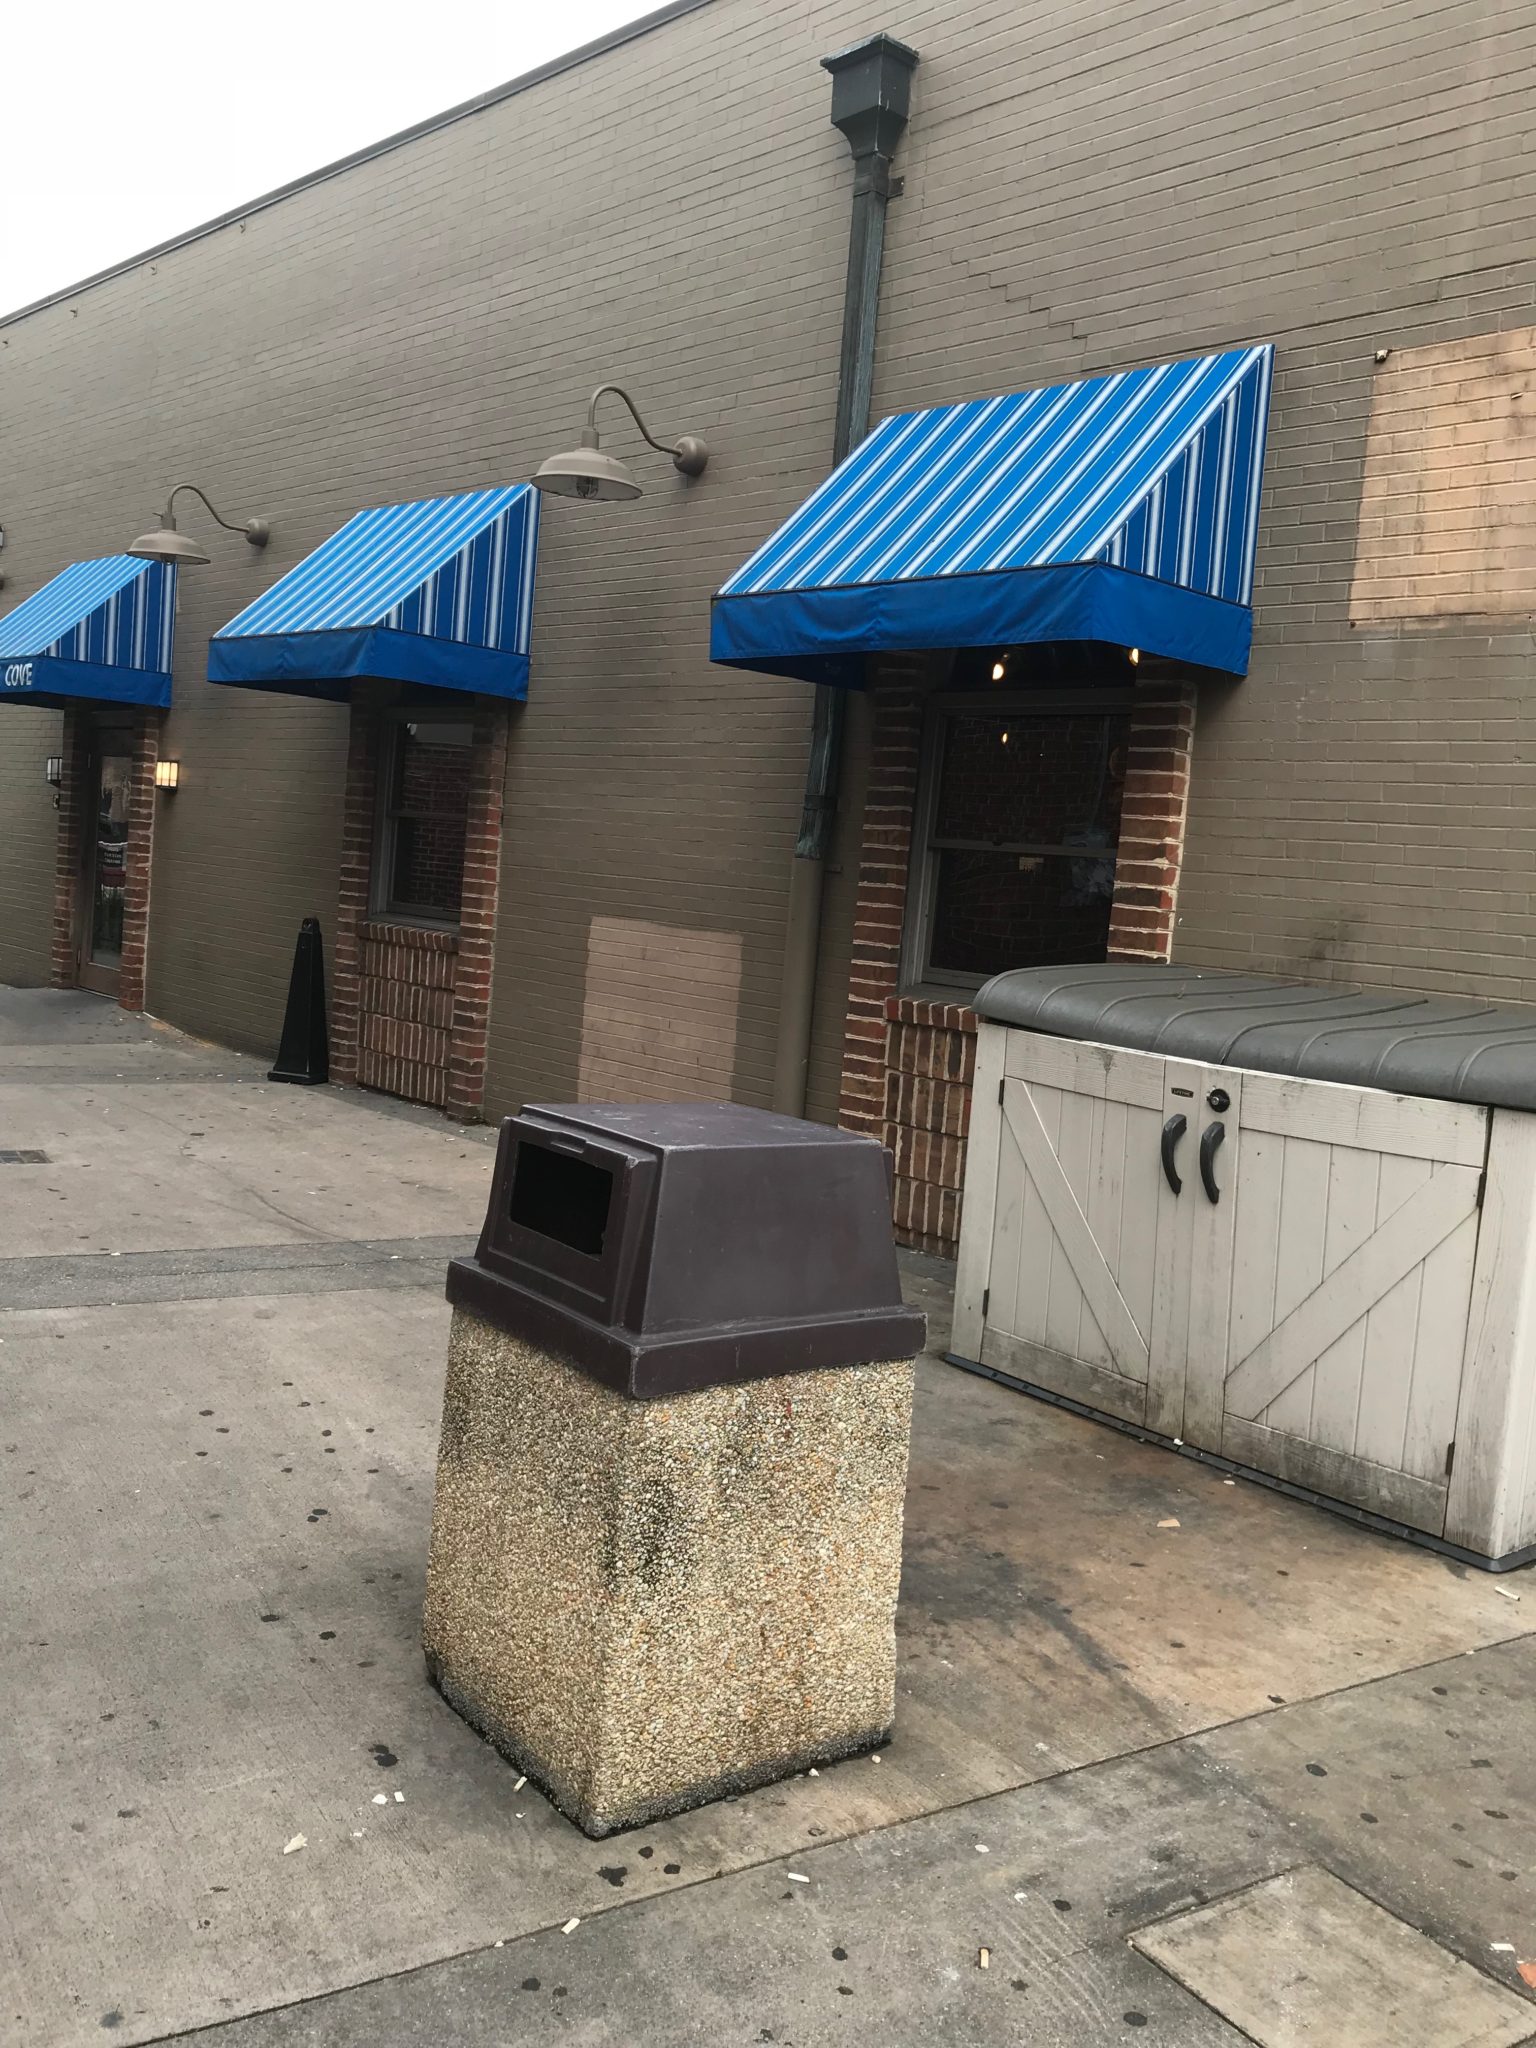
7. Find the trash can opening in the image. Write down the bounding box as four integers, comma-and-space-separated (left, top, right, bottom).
509, 1141, 613, 1257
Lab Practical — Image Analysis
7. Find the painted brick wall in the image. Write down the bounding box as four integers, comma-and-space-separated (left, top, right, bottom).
0, 0, 1532, 1110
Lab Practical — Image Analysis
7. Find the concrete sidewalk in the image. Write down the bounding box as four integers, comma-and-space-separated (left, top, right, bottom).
3, 987, 1534, 2047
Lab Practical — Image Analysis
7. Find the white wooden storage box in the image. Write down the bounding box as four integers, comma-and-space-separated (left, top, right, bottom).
952, 964, 1536, 1568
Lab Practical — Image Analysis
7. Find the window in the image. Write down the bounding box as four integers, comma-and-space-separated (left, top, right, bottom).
375, 716, 475, 922
904, 690, 1133, 990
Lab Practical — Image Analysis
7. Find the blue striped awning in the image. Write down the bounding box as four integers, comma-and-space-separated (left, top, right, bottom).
209, 485, 540, 701
711, 345, 1274, 684
0, 556, 176, 709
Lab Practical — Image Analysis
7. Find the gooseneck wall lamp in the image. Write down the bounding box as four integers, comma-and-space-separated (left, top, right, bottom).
532, 385, 709, 502
126, 483, 271, 566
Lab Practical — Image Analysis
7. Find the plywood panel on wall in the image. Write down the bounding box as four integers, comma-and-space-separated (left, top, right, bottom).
1351, 326, 1536, 625
577, 916, 742, 1105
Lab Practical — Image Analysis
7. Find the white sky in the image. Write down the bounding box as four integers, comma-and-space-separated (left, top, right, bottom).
2, 0, 659, 317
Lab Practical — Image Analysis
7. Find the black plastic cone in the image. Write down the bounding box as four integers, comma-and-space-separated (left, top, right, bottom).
269, 917, 330, 1085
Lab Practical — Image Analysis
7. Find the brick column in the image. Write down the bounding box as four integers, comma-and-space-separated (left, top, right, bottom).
50, 708, 91, 990
836, 659, 931, 1139
116, 713, 160, 1013
1105, 675, 1198, 964
446, 699, 509, 1121
331, 690, 383, 1087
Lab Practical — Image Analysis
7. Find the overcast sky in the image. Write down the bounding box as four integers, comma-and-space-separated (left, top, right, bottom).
3, 1, 658, 317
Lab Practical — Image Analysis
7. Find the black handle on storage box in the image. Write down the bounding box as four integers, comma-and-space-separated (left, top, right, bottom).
1160, 1114, 1187, 1195
1199, 1120, 1225, 1204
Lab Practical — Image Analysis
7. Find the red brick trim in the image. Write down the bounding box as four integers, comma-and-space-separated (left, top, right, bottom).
836, 664, 1199, 1257
836, 659, 932, 1139
1106, 675, 1197, 964
332, 690, 507, 1116
883, 995, 978, 1256
116, 715, 159, 1013
446, 701, 509, 1121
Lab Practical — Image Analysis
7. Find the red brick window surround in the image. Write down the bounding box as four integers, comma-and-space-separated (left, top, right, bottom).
837, 659, 1198, 1257
332, 686, 508, 1118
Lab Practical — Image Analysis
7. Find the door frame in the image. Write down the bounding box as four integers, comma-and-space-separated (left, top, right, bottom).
53, 708, 155, 1010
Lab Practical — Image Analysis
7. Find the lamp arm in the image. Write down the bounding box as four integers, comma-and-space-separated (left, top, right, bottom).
163, 483, 270, 548
586, 385, 678, 457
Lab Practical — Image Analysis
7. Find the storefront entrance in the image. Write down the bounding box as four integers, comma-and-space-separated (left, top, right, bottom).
77, 736, 134, 998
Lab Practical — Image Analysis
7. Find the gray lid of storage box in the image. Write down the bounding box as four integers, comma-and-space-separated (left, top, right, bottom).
973, 964, 1536, 1113
446, 1101, 925, 1398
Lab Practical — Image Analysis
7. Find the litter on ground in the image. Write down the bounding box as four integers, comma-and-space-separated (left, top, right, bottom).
282, 1835, 306, 1855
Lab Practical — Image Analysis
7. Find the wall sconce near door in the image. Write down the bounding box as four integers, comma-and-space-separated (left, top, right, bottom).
533, 385, 709, 502
44, 755, 63, 786
153, 758, 181, 791
127, 484, 271, 566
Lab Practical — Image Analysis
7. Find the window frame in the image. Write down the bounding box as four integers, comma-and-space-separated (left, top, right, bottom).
371, 707, 478, 929
899, 687, 1137, 995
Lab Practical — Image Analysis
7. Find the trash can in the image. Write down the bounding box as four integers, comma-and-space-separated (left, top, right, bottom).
422, 1101, 925, 1837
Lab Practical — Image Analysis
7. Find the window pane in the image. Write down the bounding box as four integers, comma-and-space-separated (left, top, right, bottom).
388, 726, 473, 918
928, 848, 1118, 976
924, 707, 1130, 979
932, 711, 1128, 846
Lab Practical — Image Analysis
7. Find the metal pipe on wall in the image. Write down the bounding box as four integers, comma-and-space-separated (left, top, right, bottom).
771, 33, 918, 1118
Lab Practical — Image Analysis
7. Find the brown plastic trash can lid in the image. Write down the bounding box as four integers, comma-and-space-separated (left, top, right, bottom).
446, 1100, 926, 1399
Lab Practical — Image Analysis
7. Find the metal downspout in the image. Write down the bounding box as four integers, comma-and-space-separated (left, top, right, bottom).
771, 33, 919, 1118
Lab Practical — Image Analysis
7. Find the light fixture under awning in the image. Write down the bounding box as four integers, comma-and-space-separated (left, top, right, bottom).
710, 345, 1274, 685
0, 556, 176, 709
209, 485, 540, 701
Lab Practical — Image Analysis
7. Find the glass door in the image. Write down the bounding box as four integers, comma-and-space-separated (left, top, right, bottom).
78, 744, 133, 997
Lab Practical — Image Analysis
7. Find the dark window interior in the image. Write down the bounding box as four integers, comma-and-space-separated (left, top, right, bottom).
383, 722, 473, 919
925, 706, 1131, 979
509, 1144, 614, 1257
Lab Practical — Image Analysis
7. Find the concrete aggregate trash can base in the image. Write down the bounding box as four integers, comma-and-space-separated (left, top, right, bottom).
424, 1310, 915, 1837
421, 1101, 924, 1838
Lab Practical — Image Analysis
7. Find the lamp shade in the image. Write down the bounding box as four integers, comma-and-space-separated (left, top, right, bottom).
532, 442, 643, 502
126, 524, 212, 566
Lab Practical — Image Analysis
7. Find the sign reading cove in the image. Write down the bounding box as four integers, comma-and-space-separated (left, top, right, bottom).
0, 556, 176, 710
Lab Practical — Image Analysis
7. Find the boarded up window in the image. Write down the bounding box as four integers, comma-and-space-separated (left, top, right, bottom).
577, 917, 742, 1104
1351, 327, 1536, 624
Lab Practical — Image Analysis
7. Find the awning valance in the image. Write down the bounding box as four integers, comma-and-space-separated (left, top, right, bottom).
710, 345, 1274, 685
209, 485, 540, 701
0, 556, 176, 709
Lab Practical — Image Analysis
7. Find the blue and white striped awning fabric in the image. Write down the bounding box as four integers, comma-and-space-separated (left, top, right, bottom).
209, 485, 540, 701
0, 556, 176, 709
711, 345, 1274, 685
